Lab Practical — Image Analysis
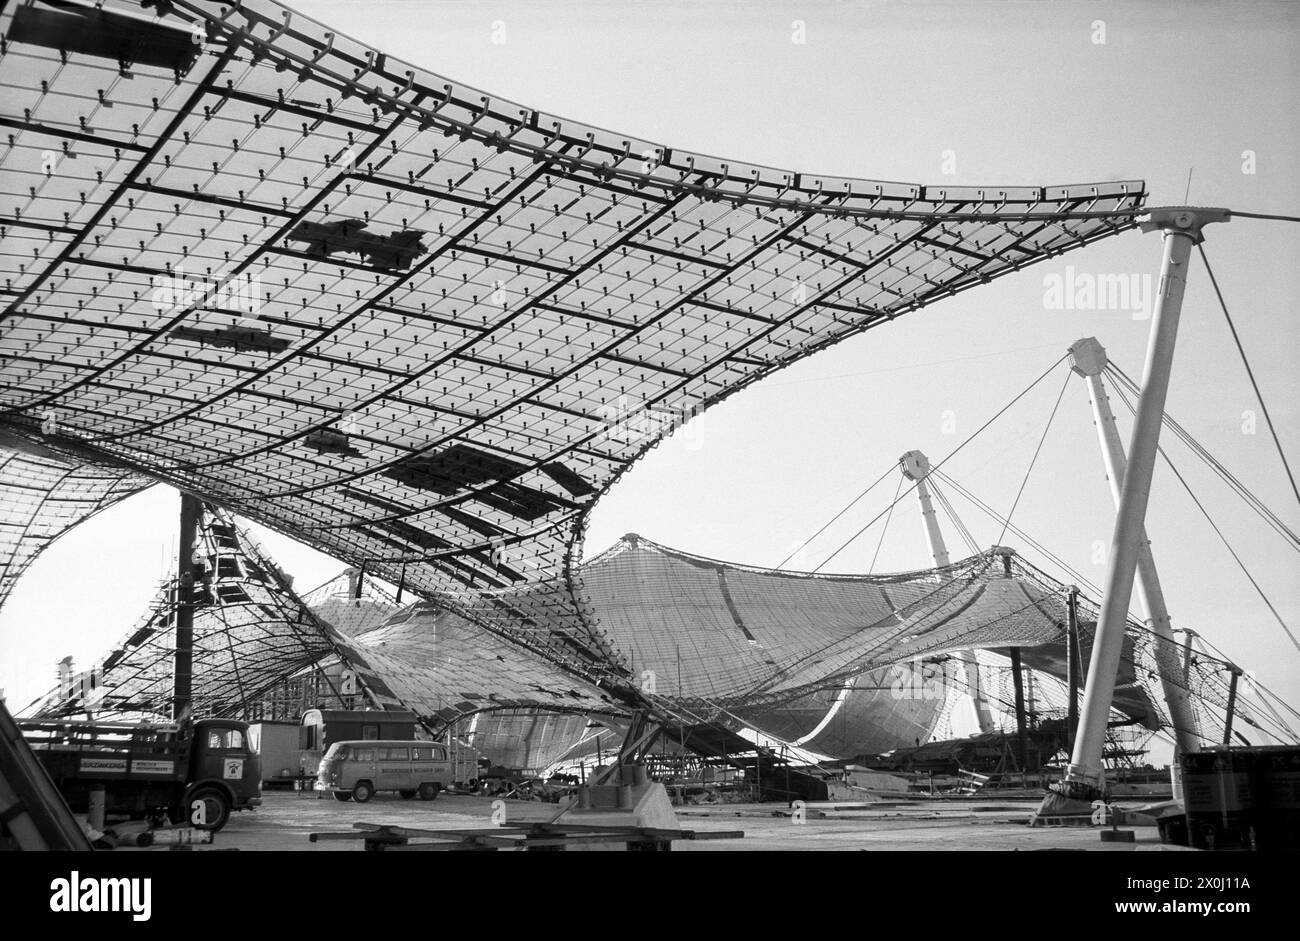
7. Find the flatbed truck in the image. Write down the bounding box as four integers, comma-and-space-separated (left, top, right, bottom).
19, 716, 262, 832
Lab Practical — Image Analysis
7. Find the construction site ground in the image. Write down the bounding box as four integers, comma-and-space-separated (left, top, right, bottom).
115, 790, 1191, 851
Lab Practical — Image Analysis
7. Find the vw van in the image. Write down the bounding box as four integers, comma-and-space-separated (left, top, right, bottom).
314, 739, 458, 802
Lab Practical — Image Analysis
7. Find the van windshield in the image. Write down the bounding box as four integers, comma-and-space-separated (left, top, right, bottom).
323, 744, 348, 760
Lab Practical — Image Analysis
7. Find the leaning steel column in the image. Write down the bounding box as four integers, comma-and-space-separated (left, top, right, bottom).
1065, 585, 1081, 747
1222, 667, 1241, 746
1067, 337, 1201, 757
899, 450, 995, 734
173, 491, 201, 719
1009, 648, 1030, 771
1053, 208, 1227, 803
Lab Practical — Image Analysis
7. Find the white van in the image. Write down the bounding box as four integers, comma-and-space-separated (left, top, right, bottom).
314, 740, 461, 803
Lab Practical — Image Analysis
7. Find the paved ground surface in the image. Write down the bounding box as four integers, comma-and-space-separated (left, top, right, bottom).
132, 791, 1185, 851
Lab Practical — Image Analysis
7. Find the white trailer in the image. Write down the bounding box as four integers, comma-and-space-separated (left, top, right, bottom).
248, 721, 303, 788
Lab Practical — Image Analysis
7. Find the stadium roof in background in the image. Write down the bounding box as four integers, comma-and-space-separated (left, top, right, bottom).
0, 0, 1146, 696
28, 515, 1290, 758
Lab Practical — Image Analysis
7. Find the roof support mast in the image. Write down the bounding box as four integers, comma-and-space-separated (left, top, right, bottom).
1046, 208, 1228, 809
899, 451, 995, 734
174, 491, 200, 720
1068, 337, 1201, 760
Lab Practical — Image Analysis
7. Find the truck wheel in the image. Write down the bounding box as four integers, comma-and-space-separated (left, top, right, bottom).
352, 781, 374, 803
417, 782, 441, 801
398, 789, 417, 799
332, 791, 353, 802
187, 788, 231, 832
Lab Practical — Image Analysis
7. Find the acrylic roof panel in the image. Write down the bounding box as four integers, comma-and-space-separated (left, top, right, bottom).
0, 0, 1144, 689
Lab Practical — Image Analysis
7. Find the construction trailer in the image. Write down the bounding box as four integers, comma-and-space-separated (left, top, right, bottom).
299, 709, 419, 777
248, 721, 303, 788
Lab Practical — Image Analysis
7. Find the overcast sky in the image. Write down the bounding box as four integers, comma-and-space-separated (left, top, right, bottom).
3, 1, 1297, 740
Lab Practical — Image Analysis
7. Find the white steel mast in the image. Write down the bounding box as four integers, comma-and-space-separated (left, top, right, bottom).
899, 450, 995, 734
1050, 207, 1227, 806
1067, 337, 1200, 759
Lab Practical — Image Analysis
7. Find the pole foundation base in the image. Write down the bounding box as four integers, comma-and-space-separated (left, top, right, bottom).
1052, 776, 1106, 803
1028, 780, 1109, 827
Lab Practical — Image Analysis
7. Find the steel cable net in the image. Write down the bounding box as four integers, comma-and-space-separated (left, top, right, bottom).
298, 566, 400, 639
553, 538, 1160, 744
24, 501, 346, 718
454, 709, 593, 772
394, 538, 1126, 752
0, 439, 151, 609
454, 537, 1296, 753
0, 0, 1145, 695
24, 514, 1294, 761
24, 500, 626, 723
1010, 558, 1296, 749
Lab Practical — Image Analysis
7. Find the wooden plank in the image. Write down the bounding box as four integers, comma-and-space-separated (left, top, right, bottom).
314, 821, 747, 848
352, 823, 532, 840
679, 829, 745, 840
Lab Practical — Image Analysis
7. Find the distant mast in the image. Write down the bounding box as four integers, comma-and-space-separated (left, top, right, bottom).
174, 493, 200, 719
899, 450, 995, 735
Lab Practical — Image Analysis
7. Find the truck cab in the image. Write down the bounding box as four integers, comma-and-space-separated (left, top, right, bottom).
186, 719, 262, 830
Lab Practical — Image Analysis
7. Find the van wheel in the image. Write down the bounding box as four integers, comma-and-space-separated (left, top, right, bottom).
332, 791, 353, 802
187, 788, 231, 832
398, 789, 417, 800
352, 781, 374, 803
417, 782, 441, 801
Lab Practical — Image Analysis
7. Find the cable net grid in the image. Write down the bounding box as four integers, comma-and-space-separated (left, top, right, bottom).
1, 0, 1145, 695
